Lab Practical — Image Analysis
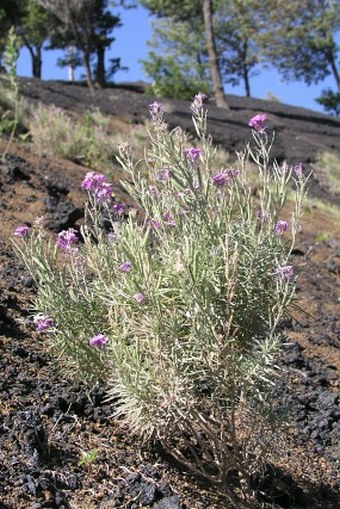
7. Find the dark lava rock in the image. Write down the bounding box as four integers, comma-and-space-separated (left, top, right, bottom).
46, 179, 70, 198
1, 154, 31, 182
152, 495, 182, 509
16, 411, 49, 464
277, 341, 340, 463
45, 201, 84, 232
327, 255, 340, 274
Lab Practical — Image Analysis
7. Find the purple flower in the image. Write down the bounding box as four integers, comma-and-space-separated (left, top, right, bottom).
229, 167, 240, 177
248, 113, 267, 131
133, 292, 145, 304
149, 185, 158, 199
274, 221, 289, 235
276, 265, 294, 281
88, 333, 109, 349
96, 182, 113, 203
163, 213, 176, 227
56, 228, 78, 250
34, 216, 45, 226
193, 179, 200, 191
211, 171, 231, 188
14, 225, 31, 238
194, 92, 207, 102
156, 168, 170, 181
119, 261, 132, 273
81, 171, 106, 191
65, 247, 79, 256
191, 92, 208, 114
293, 162, 303, 177
81, 172, 113, 202
149, 101, 162, 118
33, 314, 53, 332
148, 218, 162, 230
112, 202, 126, 215
257, 210, 270, 222
183, 147, 202, 163
211, 167, 239, 188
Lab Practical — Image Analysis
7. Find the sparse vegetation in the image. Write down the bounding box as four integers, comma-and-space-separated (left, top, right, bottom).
29, 105, 121, 171
0, 28, 22, 160
314, 150, 340, 195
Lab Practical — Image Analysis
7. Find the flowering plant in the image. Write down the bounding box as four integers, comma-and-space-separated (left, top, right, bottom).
13, 96, 308, 507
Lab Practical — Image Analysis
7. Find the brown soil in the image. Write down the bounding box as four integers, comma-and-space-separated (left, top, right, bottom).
0, 81, 339, 509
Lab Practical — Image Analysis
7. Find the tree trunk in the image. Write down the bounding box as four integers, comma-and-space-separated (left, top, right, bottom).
242, 40, 250, 97
202, 0, 229, 109
327, 48, 340, 91
68, 46, 75, 81
17, 31, 42, 79
24, 43, 42, 79
95, 45, 105, 87
82, 51, 94, 92
244, 65, 251, 97
32, 48, 42, 79
67, 8, 94, 92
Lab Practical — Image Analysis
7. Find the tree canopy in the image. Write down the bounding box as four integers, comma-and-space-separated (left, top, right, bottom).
0, 0, 123, 86
140, 0, 340, 114
0, 0, 56, 78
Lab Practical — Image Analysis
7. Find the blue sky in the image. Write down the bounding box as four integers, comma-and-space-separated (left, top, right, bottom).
16, 5, 338, 114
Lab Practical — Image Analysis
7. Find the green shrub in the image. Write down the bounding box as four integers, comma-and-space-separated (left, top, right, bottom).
0, 27, 23, 159
29, 105, 119, 172
13, 98, 308, 507
314, 150, 340, 195
143, 52, 210, 100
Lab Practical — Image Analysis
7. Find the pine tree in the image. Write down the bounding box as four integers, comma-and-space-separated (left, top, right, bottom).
141, 0, 229, 108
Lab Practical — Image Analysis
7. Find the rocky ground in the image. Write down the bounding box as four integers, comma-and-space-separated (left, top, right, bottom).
0, 81, 339, 508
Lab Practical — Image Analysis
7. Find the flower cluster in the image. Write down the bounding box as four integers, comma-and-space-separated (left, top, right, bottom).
119, 261, 132, 273
149, 101, 162, 116
149, 185, 158, 199
14, 225, 30, 238
293, 162, 303, 177
248, 113, 267, 132
276, 265, 294, 281
183, 147, 202, 164
190, 92, 207, 115
257, 210, 270, 222
88, 333, 109, 349
34, 216, 45, 227
156, 168, 170, 181
133, 293, 145, 304
112, 202, 126, 215
34, 314, 53, 332
148, 218, 162, 230
56, 228, 78, 251
149, 101, 163, 123
211, 167, 239, 188
274, 221, 289, 235
163, 213, 176, 228
81, 171, 113, 203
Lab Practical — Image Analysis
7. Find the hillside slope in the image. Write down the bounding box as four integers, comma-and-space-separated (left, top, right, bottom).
0, 80, 339, 509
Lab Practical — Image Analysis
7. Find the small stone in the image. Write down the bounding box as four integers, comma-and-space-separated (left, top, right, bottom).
152, 495, 181, 509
